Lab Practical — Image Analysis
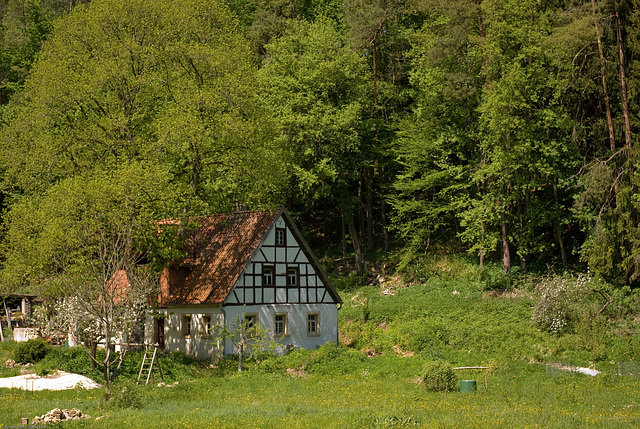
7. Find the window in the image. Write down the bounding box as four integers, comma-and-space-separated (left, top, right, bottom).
274, 313, 288, 336
201, 315, 212, 337
307, 313, 319, 336
262, 266, 274, 286
244, 314, 257, 329
182, 315, 192, 337
275, 228, 286, 246
287, 267, 298, 286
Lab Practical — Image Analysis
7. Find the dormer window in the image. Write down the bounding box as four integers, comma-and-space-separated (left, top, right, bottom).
275, 228, 286, 246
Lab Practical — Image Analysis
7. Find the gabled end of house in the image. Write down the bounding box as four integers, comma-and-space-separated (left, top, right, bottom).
147, 208, 341, 359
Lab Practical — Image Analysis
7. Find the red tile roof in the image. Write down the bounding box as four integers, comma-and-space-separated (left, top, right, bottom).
105, 269, 130, 304
159, 210, 278, 305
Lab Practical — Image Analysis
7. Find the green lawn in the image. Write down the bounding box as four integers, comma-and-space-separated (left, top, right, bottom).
2, 368, 639, 428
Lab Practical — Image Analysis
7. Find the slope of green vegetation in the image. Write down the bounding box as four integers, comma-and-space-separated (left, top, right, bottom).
332, 254, 640, 371
2, 254, 640, 427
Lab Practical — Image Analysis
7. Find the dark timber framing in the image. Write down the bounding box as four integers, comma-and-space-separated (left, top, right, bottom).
225, 211, 337, 307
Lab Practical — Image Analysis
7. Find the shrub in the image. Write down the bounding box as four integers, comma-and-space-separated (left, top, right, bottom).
419, 360, 457, 392
531, 273, 599, 335
13, 338, 50, 364
34, 346, 100, 379
108, 382, 143, 409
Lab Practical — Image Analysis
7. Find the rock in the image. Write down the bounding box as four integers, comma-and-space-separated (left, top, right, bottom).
33, 408, 91, 423
66, 408, 82, 418
4, 359, 16, 368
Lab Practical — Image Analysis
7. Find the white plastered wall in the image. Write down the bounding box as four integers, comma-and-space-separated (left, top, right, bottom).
146, 307, 224, 360
222, 303, 338, 355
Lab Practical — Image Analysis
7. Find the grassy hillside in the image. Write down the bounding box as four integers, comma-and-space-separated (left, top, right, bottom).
330, 253, 640, 372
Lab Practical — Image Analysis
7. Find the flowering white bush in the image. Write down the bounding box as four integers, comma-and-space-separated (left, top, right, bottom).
32, 297, 82, 339
531, 272, 592, 334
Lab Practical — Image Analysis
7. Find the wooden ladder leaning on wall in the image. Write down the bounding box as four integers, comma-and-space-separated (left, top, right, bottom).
137, 344, 164, 385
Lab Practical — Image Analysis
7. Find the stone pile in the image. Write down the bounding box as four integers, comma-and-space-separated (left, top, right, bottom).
32, 408, 91, 424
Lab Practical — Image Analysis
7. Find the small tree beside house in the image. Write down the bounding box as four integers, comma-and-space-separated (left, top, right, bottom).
214, 316, 277, 372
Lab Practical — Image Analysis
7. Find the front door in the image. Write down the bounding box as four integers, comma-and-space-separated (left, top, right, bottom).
154, 318, 165, 351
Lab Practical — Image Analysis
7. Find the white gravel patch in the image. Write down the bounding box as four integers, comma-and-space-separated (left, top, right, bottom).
0, 371, 102, 391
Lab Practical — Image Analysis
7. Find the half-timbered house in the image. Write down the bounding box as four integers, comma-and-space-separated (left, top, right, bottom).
146, 208, 342, 359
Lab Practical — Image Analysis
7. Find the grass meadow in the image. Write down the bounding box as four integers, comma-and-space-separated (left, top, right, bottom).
1, 367, 639, 428
2, 254, 640, 427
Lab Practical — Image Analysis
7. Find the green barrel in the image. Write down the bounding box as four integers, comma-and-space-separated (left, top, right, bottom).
460, 380, 477, 392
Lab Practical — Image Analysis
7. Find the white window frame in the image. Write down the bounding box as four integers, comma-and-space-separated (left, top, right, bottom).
201, 314, 212, 337
287, 267, 298, 287
181, 314, 192, 338
244, 313, 258, 329
275, 228, 286, 246
307, 313, 320, 336
263, 265, 274, 286
274, 313, 288, 336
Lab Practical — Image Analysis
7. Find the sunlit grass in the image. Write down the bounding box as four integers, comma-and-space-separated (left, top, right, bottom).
1, 369, 639, 428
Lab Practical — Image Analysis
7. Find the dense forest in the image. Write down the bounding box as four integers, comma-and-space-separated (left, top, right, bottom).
2, 0, 640, 296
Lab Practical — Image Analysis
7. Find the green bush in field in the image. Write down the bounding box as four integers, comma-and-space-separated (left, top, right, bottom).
13, 338, 50, 364
34, 346, 100, 379
419, 359, 457, 391
108, 382, 143, 409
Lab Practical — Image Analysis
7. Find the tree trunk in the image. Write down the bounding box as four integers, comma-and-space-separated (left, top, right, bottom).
111, 348, 127, 382
341, 208, 347, 259
91, 339, 97, 370
3, 300, 12, 334
380, 196, 390, 252
103, 342, 112, 398
517, 199, 526, 272
237, 344, 243, 372
592, 0, 616, 153
344, 202, 364, 275
365, 166, 374, 251
479, 224, 485, 269
614, 0, 632, 155
552, 180, 568, 271
502, 214, 511, 274
357, 174, 364, 247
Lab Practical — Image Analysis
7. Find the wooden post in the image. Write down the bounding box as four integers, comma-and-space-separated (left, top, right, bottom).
3, 299, 12, 335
